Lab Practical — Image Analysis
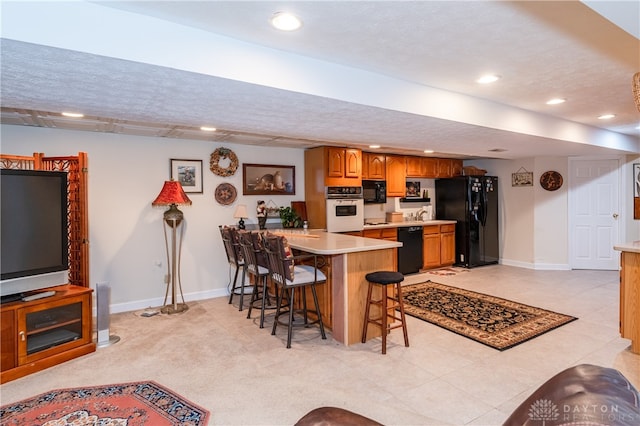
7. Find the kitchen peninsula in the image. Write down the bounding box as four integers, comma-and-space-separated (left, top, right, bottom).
279, 230, 400, 345
614, 241, 640, 354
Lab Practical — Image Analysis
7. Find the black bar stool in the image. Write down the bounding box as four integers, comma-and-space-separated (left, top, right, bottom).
361, 271, 409, 354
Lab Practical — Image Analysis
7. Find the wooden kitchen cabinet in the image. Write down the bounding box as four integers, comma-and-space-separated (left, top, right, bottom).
363, 228, 397, 241
423, 229, 441, 269
385, 155, 406, 197
437, 159, 463, 178
422, 224, 456, 269
326, 147, 361, 184
362, 152, 386, 180
618, 250, 640, 354
405, 156, 424, 177
1, 285, 95, 384
450, 159, 463, 176
440, 224, 456, 265
406, 156, 462, 178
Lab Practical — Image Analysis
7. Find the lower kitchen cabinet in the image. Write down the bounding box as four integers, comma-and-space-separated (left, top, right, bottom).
423, 224, 455, 269
363, 228, 397, 241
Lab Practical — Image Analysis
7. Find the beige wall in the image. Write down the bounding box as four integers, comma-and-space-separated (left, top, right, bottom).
2, 123, 638, 311
1, 124, 304, 312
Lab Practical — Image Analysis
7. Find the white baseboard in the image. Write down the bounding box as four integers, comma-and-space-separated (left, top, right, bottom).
500, 258, 570, 270
107, 288, 229, 314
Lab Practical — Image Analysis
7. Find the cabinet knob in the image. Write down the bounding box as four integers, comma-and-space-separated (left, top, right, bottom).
19, 331, 25, 341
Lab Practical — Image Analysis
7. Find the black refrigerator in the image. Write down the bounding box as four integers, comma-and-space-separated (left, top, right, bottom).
435, 176, 499, 268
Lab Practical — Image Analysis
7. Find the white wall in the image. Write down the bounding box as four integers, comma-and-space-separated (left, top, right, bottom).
3, 124, 638, 311
469, 155, 640, 269
1, 125, 304, 312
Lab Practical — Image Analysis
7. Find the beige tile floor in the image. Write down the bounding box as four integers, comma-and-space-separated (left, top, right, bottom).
1, 265, 638, 425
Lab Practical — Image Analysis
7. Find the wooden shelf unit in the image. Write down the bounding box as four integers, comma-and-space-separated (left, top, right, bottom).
1, 285, 95, 383
0, 152, 93, 383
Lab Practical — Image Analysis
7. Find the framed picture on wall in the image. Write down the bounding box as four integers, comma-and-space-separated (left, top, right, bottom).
634, 163, 640, 197
242, 163, 295, 195
170, 159, 203, 193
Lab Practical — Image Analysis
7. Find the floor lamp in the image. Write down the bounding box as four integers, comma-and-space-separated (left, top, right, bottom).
152, 180, 192, 314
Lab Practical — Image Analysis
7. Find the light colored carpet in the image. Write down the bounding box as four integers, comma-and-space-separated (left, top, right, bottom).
1, 265, 638, 425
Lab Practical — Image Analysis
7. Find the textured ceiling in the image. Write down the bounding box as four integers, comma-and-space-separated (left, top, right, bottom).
1, 1, 639, 159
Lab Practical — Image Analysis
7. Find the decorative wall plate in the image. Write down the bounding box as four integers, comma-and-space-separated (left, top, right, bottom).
540, 171, 563, 191
214, 183, 237, 205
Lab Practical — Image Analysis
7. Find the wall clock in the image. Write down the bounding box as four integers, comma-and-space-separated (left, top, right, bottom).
540, 171, 563, 191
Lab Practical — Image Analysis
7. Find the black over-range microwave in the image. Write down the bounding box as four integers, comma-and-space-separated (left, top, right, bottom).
362, 180, 386, 204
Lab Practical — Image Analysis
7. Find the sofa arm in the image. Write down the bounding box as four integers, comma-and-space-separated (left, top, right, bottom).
503, 364, 640, 426
295, 407, 383, 426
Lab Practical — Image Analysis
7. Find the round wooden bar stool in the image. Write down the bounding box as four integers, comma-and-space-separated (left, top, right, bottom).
361, 271, 409, 354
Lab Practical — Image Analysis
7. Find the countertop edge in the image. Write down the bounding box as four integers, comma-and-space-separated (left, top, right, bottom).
614, 241, 640, 254
363, 220, 456, 229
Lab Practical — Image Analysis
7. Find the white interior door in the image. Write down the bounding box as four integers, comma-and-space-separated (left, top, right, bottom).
569, 158, 620, 270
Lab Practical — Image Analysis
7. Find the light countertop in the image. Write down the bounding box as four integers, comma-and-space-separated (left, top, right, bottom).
614, 241, 640, 254
272, 229, 401, 255
363, 220, 456, 229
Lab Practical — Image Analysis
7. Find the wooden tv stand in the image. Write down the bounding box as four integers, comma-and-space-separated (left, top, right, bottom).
0, 284, 95, 383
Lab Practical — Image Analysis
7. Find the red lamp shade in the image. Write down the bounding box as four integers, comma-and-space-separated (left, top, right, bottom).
152, 180, 192, 206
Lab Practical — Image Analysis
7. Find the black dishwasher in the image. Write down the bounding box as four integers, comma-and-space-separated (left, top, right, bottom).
397, 226, 423, 275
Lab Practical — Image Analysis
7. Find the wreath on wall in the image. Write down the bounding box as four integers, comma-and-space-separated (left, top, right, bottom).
209, 147, 239, 177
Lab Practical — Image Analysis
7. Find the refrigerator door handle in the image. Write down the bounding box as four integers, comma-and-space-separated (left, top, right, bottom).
480, 185, 488, 227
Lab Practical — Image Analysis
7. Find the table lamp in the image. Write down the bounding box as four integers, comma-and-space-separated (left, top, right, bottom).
234, 204, 248, 229
152, 180, 192, 314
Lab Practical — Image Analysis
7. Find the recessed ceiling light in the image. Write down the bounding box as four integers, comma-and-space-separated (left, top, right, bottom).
369, 145, 381, 149
200, 126, 217, 132
61, 111, 84, 118
476, 74, 500, 84
423, 149, 434, 154
546, 98, 566, 105
270, 12, 302, 31
598, 114, 615, 120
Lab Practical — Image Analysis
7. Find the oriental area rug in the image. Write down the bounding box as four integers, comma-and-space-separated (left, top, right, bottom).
401, 281, 578, 351
0, 381, 209, 426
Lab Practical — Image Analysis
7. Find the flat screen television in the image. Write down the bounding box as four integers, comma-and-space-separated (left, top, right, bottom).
1, 169, 69, 299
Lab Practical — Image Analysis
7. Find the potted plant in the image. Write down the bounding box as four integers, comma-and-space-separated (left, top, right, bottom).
279, 207, 301, 228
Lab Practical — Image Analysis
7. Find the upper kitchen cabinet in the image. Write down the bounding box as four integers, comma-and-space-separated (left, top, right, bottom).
437, 159, 463, 177
325, 147, 362, 186
385, 155, 406, 197
405, 156, 463, 178
405, 156, 424, 177
305, 146, 362, 188
362, 152, 386, 180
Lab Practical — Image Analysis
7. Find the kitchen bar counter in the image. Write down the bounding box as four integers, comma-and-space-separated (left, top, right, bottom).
614, 241, 640, 354
274, 229, 401, 254
276, 229, 400, 345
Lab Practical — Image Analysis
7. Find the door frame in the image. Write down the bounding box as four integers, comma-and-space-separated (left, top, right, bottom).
568, 155, 625, 270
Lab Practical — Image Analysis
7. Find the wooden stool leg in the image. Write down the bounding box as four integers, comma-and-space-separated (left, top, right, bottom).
361, 282, 374, 343
381, 284, 388, 355
396, 283, 409, 348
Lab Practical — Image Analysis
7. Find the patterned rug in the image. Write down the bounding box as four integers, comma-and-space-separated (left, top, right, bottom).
0, 381, 209, 425
402, 281, 578, 351
424, 266, 470, 276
